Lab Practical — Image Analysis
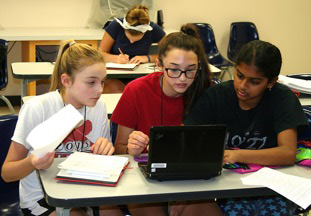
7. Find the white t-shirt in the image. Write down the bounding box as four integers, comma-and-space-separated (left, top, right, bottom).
12, 90, 111, 210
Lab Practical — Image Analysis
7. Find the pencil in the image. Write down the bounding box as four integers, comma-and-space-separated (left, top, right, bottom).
118, 48, 123, 55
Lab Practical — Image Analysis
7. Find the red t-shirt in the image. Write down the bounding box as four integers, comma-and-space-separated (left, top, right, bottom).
111, 72, 184, 137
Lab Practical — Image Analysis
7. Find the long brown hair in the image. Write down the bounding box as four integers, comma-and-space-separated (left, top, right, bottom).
49, 40, 105, 93
157, 24, 212, 118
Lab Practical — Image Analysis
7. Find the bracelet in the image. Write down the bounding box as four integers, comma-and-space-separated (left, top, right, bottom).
146, 55, 150, 63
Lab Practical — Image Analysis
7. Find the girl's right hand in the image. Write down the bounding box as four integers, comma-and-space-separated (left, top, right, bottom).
30, 152, 55, 170
128, 131, 149, 156
117, 54, 129, 64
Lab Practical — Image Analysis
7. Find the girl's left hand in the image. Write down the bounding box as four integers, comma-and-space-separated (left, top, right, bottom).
91, 137, 115, 155
224, 150, 239, 164
129, 56, 148, 64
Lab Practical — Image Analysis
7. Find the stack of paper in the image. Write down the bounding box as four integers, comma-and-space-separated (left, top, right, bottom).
56, 152, 130, 186
278, 75, 311, 94
26, 104, 84, 158
106, 62, 138, 71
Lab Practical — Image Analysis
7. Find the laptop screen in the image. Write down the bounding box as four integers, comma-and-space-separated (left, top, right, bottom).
148, 125, 227, 166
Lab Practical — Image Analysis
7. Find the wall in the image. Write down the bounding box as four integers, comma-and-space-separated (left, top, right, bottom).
154, 0, 311, 74
1, 0, 310, 96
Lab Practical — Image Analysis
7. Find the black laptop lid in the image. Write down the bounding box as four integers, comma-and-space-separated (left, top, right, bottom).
148, 125, 227, 176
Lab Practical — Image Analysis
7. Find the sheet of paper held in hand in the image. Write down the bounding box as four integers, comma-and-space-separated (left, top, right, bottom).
241, 167, 311, 209
26, 104, 84, 158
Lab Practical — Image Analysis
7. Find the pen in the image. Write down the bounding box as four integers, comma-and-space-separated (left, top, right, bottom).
118, 48, 124, 55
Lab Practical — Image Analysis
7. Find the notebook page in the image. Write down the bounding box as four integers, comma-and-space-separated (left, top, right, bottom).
58, 152, 129, 176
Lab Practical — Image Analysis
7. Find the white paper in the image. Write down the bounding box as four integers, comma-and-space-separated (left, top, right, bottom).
26, 104, 84, 158
106, 62, 138, 70
241, 167, 311, 209
278, 75, 311, 94
57, 152, 129, 183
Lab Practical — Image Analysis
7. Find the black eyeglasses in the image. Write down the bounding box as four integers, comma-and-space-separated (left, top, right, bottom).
164, 68, 198, 79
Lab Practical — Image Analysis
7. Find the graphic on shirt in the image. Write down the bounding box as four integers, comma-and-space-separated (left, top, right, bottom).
229, 131, 268, 149
55, 120, 93, 157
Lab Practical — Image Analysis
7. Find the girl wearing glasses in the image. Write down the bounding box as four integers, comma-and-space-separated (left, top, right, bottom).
184, 40, 308, 215
111, 24, 222, 216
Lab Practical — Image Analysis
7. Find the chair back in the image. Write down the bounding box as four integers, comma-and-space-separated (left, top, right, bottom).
0, 39, 8, 90
193, 23, 233, 68
227, 22, 259, 62
0, 115, 19, 201
194, 23, 220, 58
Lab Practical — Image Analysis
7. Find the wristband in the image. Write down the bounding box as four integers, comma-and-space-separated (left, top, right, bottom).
146, 55, 150, 63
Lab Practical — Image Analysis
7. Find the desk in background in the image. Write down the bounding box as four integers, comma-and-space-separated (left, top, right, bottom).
38, 156, 311, 216
2, 27, 180, 96
12, 62, 221, 97
2, 27, 105, 95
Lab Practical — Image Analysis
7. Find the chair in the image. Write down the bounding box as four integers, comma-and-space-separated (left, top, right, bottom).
193, 23, 233, 69
227, 22, 259, 62
0, 39, 16, 114
193, 23, 233, 80
157, 10, 164, 28
0, 114, 23, 216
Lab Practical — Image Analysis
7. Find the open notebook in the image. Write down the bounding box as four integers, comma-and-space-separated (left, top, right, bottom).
56, 152, 130, 186
106, 62, 138, 71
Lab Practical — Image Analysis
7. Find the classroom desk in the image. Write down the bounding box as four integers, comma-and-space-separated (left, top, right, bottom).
2, 27, 105, 95
38, 156, 310, 216
11, 62, 221, 97
300, 98, 311, 106
2, 27, 179, 95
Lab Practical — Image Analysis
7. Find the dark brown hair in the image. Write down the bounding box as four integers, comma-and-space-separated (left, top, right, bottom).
236, 40, 282, 81
158, 23, 212, 118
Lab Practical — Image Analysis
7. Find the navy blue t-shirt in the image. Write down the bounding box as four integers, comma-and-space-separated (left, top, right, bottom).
105, 18, 165, 59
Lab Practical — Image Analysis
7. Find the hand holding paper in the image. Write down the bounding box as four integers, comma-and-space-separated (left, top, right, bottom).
26, 104, 84, 158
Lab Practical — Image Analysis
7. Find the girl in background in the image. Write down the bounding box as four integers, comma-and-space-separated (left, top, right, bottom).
111, 24, 222, 216
1, 40, 123, 216
99, 4, 165, 93
184, 40, 308, 215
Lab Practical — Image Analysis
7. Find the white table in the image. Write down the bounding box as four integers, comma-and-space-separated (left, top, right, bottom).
38, 156, 311, 216
300, 98, 311, 106
11, 62, 221, 97
2, 27, 105, 95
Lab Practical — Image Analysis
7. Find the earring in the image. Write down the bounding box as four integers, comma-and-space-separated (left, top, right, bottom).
268, 86, 272, 91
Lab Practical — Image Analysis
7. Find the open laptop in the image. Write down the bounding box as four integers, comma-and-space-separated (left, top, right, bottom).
138, 125, 227, 181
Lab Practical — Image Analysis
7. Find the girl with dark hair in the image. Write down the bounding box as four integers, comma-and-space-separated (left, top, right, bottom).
184, 40, 308, 215
111, 24, 222, 215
